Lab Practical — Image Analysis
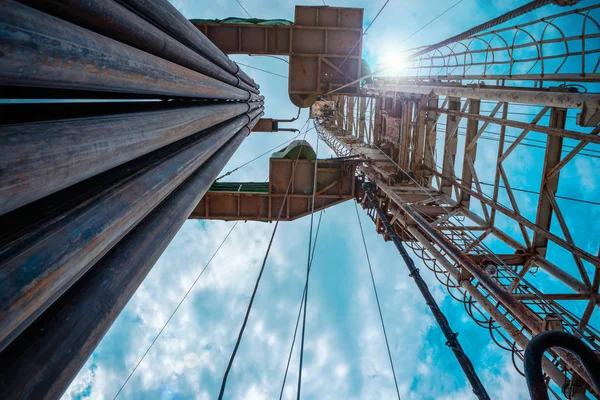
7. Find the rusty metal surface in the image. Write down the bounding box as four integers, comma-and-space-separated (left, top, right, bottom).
190, 158, 356, 221
0, 116, 258, 400
192, 6, 363, 106
315, 84, 600, 395
0, 0, 252, 100
118, 0, 258, 89
17, 0, 259, 93
252, 118, 277, 132
0, 109, 262, 353
0, 103, 256, 216
365, 81, 600, 127
363, 186, 490, 400
290, 6, 362, 100
193, 22, 292, 55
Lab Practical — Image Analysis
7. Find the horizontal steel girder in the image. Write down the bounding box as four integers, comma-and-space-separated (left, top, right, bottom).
364, 82, 600, 127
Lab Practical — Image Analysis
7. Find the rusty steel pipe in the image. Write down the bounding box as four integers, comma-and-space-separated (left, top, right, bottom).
0, 115, 261, 400
16, 0, 258, 94
118, 0, 259, 89
0, 0, 255, 100
0, 107, 263, 353
0, 102, 260, 216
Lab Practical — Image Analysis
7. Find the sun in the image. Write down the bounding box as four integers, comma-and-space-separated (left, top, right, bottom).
377, 46, 408, 76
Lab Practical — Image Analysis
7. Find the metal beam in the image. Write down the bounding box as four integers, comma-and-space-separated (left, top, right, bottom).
441, 97, 461, 196
430, 107, 600, 144
460, 99, 480, 207
365, 82, 600, 126
398, 217, 572, 396
532, 108, 565, 258
364, 187, 490, 400
427, 168, 600, 269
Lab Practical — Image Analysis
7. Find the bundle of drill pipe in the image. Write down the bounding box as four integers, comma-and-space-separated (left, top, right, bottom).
0, 1, 263, 398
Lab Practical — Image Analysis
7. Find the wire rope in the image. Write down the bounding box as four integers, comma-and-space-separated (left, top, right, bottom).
278, 210, 324, 400
218, 120, 311, 399
235, 0, 252, 18
236, 62, 288, 79
296, 134, 320, 399
216, 134, 301, 181
113, 221, 239, 399
339, 0, 391, 68
354, 201, 402, 400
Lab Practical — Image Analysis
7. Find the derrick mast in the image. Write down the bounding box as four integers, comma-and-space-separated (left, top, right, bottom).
315, 3, 600, 398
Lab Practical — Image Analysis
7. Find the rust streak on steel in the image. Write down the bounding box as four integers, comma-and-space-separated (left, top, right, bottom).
0, 102, 258, 216
0, 0, 256, 100
17, 0, 258, 94
0, 108, 263, 353
0, 115, 261, 400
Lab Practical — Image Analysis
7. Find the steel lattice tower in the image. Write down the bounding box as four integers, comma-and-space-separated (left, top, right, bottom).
315, 4, 600, 398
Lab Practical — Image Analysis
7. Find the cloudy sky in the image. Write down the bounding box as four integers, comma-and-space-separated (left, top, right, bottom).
64, 0, 599, 399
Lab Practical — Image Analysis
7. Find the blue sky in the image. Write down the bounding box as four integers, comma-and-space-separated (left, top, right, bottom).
64, 1, 599, 399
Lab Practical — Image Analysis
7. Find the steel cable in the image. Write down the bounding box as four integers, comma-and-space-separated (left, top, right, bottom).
114, 221, 239, 399
296, 134, 320, 399
218, 120, 310, 399
354, 201, 402, 400
216, 133, 301, 181
278, 210, 324, 400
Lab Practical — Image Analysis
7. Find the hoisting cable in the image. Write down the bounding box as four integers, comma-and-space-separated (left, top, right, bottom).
236, 62, 288, 79
278, 210, 324, 400
296, 134, 320, 399
113, 221, 239, 400
234, 0, 252, 18
250, 54, 290, 64
218, 120, 311, 400
363, 186, 491, 400
216, 133, 301, 181
326, 0, 576, 96
354, 201, 402, 400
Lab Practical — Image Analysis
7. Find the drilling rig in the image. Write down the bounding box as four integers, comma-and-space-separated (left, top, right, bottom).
0, 1, 599, 399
